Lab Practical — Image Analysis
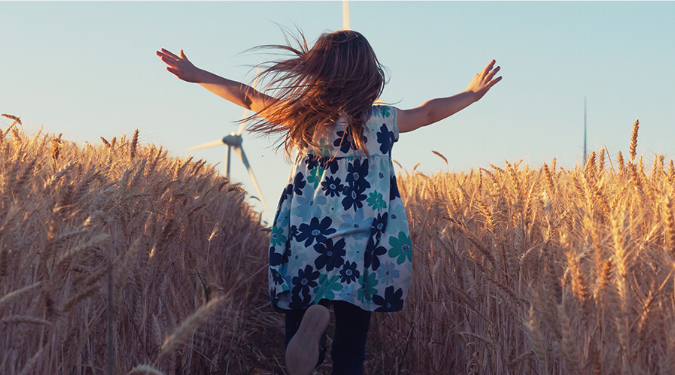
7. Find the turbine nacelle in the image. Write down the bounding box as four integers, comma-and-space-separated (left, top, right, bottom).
222, 133, 242, 147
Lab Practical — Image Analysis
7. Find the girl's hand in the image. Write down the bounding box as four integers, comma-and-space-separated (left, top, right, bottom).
466, 60, 502, 102
156, 48, 203, 83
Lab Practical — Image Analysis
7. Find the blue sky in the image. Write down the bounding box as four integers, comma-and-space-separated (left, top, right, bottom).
2, 2, 674, 225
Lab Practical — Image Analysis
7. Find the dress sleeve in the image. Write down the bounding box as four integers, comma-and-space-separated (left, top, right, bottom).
391, 107, 399, 143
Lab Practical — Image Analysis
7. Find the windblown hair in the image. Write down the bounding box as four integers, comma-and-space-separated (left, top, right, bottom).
246, 29, 386, 161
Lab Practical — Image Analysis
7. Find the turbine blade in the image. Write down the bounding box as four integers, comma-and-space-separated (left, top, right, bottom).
343, 1, 350, 30
239, 108, 250, 135
187, 139, 225, 151
237, 64, 263, 136
252, 63, 262, 89
232, 145, 268, 210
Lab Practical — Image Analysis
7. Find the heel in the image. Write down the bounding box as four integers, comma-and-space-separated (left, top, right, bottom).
285, 305, 330, 375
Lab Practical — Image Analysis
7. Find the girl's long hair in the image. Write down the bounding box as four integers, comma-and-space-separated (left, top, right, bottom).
246, 28, 386, 161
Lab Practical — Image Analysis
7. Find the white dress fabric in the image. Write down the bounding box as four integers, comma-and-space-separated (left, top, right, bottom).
269, 105, 412, 312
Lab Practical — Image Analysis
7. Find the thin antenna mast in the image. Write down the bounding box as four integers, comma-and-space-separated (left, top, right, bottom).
583, 96, 587, 165
342, 1, 350, 30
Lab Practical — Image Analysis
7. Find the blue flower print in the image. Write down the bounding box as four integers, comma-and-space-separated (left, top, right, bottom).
294, 184, 328, 221
292, 265, 320, 296
289, 292, 312, 310
307, 166, 325, 189
314, 238, 346, 271
293, 172, 306, 195
389, 231, 412, 265
347, 241, 364, 258
370, 212, 388, 242
306, 154, 320, 170
321, 176, 344, 198
270, 268, 285, 285
270, 226, 287, 247
376, 262, 400, 285
371, 106, 390, 118
376, 124, 395, 154
364, 238, 387, 271
278, 183, 294, 206
320, 157, 340, 174
316, 137, 333, 156
390, 175, 400, 200
270, 287, 278, 304
288, 225, 299, 241
366, 190, 387, 211
325, 198, 341, 216
339, 210, 371, 233
291, 247, 310, 265
334, 130, 358, 153
313, 275, 344, 303
339, 261, 360, 284
345, 159, 371, 193
274, 207, 291, 228
296, 217, 336, 247
357, 269, 378, 303
269, 246, 288, 267
341, 185, 368, 212
373, 286, 404, 312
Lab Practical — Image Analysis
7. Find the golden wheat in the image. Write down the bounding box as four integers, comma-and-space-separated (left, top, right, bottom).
5, 114, 674, 374
367, 119, 675, 375
0, 125, 271, 374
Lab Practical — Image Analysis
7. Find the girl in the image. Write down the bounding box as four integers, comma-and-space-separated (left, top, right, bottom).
157, 29, 500, 375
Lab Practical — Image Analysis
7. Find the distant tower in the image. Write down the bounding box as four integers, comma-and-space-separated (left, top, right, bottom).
583, 96, 587, 165
343, 1, 350, 30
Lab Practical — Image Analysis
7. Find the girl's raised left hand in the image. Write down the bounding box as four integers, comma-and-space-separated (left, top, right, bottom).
156, 48, 203, 83
466, 60, 502, 102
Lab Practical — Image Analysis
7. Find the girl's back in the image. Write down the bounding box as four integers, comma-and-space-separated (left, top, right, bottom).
158, 27, 500, 374
269, 104, 411, 312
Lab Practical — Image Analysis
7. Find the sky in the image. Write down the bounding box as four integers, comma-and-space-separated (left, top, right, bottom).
2, 1, 675, 225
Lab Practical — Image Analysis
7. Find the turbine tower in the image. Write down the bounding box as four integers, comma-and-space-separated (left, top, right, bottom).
583, 96, 587, 165
188, 66, 268, 210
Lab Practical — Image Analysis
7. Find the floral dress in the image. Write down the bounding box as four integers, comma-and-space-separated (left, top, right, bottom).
269, 105, 412, 312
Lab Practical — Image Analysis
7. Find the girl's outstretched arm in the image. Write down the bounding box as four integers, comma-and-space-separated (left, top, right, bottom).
397, 60, 502, 133
156, 48, 277, 115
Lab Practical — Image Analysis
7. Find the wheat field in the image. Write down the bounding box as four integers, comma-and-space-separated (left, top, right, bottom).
2, 115, 674, 374
0, 115, 274, 374
368, 119, 675, 374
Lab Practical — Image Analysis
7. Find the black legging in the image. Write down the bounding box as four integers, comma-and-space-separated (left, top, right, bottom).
285, 301, 372, 375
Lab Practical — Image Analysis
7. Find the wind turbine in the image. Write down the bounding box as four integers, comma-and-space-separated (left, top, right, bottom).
342, 1, 383, 106
188, 66, 268, 210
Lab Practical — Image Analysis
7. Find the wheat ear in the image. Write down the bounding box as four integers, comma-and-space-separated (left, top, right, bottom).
158, 295, 225, 360
629, 118, 639, 162
0, 281, 42, 311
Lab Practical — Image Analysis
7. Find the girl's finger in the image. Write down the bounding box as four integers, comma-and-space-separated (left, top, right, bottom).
179, 50, 189, 61
167, 67, 179, 76
489, 76, 503, 87
160, 55, 178, 67
481, 60, 496, 75
161, 48, 180, 60
485, 66, 500, 81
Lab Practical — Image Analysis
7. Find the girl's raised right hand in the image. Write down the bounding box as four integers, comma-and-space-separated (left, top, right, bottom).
156, 48, 203, 83
466, 59, 502, 102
